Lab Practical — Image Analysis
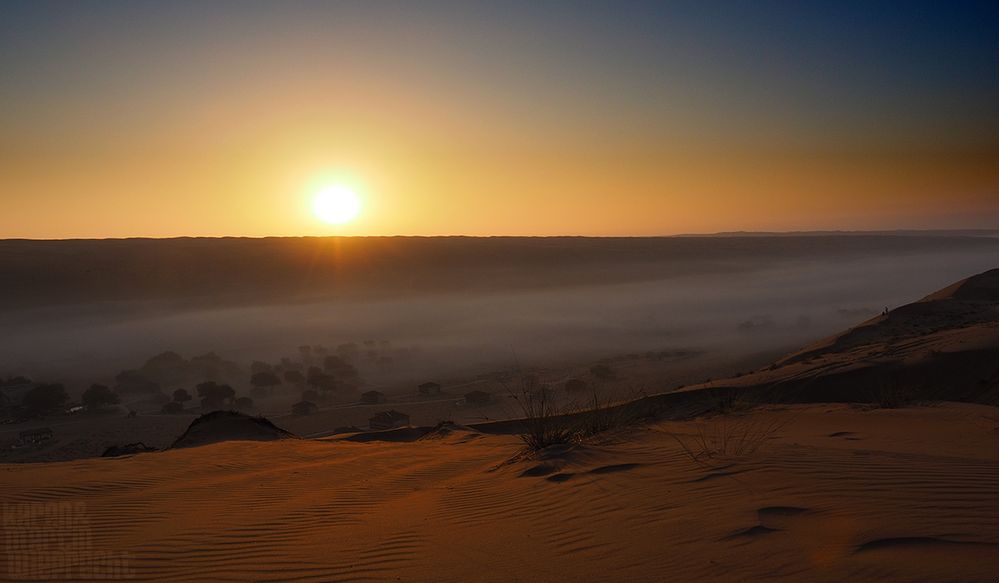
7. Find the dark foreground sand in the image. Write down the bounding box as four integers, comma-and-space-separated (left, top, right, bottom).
2, 402, 997, 582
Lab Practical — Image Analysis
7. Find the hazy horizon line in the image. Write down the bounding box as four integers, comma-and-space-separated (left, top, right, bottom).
2, 228, 998, 243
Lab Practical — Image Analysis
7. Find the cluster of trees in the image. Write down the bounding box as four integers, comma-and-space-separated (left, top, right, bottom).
244, 349, 363, 403
82, 384, 120, 410
0, 376, 31, 388
250, 370, 282, 398
298, 341, 417, 373
14, 382, 121, 416
150, 343, 369, 414
22, 384, 68, 414
160, 381, 255, 414
302, 357, 360, 402
197, 381, 236, 410
298, 343, 363, 365
12, 340, 392, 419
114, 351, 242, 397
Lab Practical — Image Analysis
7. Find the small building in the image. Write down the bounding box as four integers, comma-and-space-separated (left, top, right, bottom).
369, 410, 410, 430
292, 401, 318, 416
418, 382, 441, 396
464, 390, 492, 405
19, 427, 53, 444
361, 390, 385, 404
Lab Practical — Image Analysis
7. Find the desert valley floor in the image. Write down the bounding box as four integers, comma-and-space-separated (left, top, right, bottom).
3, 403, 998, 582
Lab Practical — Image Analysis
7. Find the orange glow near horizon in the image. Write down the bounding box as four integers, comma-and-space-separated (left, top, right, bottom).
3, 135, 996, 239
1, 4, 997, 239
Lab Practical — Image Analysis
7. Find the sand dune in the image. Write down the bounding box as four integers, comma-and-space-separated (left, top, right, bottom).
687, 268, 999, 405
2, 403, 998, 581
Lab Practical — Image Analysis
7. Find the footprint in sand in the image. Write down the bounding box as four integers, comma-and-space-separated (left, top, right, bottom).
757, 506, 810, 519
520, 463, 559, 477
588, 463, 642, 474
723, 524, 779, 540
855, 536, 998, 553
725, 507, 815, 541
546, 473, 575, 483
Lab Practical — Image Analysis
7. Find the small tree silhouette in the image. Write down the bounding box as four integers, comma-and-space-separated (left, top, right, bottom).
250, 371, 282, 395
196, 381, 235, 410
23, 384, 69, 414
82, 384, 120, 411
283, 370, 305, 386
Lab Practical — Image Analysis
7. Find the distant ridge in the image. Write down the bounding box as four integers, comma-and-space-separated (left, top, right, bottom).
3, 229, 998, 243
675, 229, 999, 238
2, 235, 997, 311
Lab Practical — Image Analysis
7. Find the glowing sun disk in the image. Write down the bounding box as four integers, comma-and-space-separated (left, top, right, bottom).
313, 186, 361, 225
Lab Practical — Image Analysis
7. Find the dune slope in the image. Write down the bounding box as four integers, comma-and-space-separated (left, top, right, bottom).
690, 268, 999, 404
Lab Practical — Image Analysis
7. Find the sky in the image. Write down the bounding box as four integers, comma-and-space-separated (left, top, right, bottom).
1, 0, 997, 238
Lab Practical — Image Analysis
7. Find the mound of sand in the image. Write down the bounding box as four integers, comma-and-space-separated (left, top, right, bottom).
170, 411, 297, 449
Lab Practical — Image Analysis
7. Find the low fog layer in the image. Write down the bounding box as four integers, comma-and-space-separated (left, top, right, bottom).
1, 236, 997, 391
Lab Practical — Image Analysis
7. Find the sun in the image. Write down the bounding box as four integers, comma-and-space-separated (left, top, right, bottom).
312, 185, 361, 225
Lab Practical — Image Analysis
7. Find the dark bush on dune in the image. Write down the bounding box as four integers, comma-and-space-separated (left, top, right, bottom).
170, 410, 296, 449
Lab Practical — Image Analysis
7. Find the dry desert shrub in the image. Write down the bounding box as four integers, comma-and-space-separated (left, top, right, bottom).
506, 374, 643, 452
665, 391, 788, 467
508, 377, 577, 451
